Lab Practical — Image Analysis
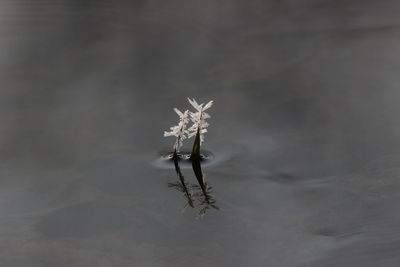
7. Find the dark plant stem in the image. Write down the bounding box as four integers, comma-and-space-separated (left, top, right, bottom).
190, 127, 209, 201
172, 135, 181, 160
172, 148, 178, 160
190, 128, 201, 160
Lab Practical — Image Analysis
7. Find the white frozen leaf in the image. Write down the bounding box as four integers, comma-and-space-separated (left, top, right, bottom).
187, 97, 203, 112
202, 112, 210, 119
188, 131, 197, 139
164, 131, 173, 137
203, 100, 213, 111
174, 108, 184, 117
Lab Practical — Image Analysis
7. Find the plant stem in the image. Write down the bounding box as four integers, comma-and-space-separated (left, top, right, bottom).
190, 128, 201, 160
172, 135, 181, 160
172, 148, 178, 160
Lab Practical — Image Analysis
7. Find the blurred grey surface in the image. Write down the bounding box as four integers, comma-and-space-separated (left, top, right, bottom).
1, 0, 400, 266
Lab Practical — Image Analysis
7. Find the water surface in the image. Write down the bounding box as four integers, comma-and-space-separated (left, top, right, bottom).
1, 0, 400, 266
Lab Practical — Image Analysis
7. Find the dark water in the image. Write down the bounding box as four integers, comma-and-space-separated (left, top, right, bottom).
1, 0, 400, 266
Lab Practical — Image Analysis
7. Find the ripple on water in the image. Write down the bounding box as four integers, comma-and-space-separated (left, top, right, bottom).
152, 150, 231, 169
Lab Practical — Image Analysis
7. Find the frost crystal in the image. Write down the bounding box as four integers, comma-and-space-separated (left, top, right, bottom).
164, 108, 190, 152
187, 98, 213, 145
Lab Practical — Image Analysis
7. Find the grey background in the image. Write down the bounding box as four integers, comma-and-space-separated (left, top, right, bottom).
1, 0, 400, 266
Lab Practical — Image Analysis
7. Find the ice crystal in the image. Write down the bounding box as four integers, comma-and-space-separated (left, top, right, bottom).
164, 108, 190, 152
187, 98, 213, 145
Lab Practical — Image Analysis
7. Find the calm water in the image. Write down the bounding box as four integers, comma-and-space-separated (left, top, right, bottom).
1, 0, 400, 266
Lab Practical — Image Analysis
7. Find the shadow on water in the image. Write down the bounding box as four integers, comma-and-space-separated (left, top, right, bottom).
168, 154, 219, 216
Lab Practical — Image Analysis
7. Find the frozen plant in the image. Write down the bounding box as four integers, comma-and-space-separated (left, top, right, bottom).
164, 108, 190, 157
187, 98, 213, 144
187, 98, 213, 159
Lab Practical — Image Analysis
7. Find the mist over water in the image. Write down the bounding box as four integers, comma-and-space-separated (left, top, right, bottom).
1, 0, 400, 266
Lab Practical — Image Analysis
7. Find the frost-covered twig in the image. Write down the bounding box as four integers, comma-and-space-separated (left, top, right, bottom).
164, 108, 190, 156
187, 98, 213, 159
187, 98, 213, 144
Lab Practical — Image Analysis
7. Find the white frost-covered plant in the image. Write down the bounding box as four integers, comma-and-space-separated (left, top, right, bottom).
164, 108, 190, 156
187, 98, 213, 158
187, 98, 213, 144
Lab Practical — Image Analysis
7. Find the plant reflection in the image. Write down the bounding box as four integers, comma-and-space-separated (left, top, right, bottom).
168, 155, 219, 216
168, 157, 194, 209
191, 157, 219, 215
192, 183, 219, 216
